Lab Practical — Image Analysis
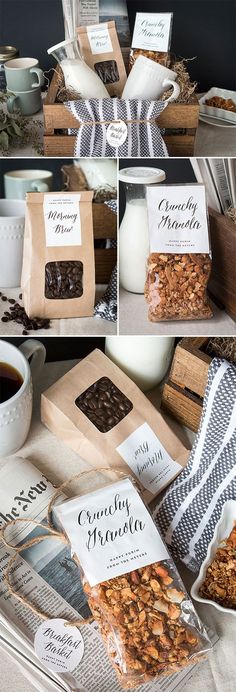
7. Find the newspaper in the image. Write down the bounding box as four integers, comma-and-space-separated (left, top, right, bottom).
61, 0, 130, 46
0, 457, 217, 692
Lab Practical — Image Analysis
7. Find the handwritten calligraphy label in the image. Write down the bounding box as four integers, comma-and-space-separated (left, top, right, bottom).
132, 13, 173, 52
147, 184, 210, 254
34, 618, 84, 673
43, 195, 82, 247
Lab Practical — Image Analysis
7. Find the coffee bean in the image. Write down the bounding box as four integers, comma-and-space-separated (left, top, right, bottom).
8, 298, 16, 304
1, 296, 7, 301
22, 330, 29, 335
45, 261, 83, 300
1, 293, 51, 333
75, 377, 133, 433
1, 316, 8, 322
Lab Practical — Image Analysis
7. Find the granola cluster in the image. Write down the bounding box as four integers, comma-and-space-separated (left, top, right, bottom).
84, 562, 202, 688
145, 253, 213, 321
199, 525, 236, 610
129, 48, 170, 70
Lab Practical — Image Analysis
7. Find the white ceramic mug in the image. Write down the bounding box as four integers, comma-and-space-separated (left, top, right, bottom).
0, 199, 25, 288
4, 169, 53, 200
0, 339, 46, 458
105, 336, 175, 391
122, 56, 180, 102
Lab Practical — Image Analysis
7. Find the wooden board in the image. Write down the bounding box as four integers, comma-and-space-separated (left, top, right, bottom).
161, 338, 211, 432
209, 208, 236, 321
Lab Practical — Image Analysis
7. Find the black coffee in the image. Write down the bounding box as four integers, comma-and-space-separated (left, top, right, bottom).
0, 362, 23, 403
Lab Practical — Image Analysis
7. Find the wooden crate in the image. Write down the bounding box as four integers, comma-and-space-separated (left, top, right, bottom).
161, 338, 211, 432
92, 203, 116, 284
43, 67, 199, 157
208, 208, 236, 321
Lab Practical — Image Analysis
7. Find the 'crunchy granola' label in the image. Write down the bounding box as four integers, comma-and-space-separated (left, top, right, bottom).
54, 479, 168, 586
147, 184, 210, 254
132, 13, 173, 52
117, 423, 182, 494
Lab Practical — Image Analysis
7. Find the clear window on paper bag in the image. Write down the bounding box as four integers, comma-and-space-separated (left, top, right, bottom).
94, 60, 119, 84
75, 376, 133, 433
45, 261, 83, 300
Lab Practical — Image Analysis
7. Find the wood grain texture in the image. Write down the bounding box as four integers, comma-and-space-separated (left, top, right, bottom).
93, 204, 117, 239
161, 338, 211, 431
95, 248, 116, 284
209, 208, 236, 321
161, 382, 203, 433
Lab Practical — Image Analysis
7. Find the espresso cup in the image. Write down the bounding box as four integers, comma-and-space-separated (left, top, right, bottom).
122, 56, 180, 103
4, 170, 53, 200
5, 57, 44, 91
7, 87, 42, 116
0, 339, 46, 458
0, 199, 25, 288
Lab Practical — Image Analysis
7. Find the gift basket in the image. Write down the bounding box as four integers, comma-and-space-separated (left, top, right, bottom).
44, 4, 199, 157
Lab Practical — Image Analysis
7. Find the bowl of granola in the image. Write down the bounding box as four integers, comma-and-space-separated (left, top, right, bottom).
191, 500, 236, 616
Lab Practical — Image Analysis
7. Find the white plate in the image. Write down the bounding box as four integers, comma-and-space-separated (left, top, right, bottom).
199, 87, 236, 125
191, 500, 236, 616
199, 113, 236, 128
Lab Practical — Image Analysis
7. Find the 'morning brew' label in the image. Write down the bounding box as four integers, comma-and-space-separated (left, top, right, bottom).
43, 195, 82, 247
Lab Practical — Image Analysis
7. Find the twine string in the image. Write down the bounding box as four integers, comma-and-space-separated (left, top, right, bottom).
1, 467, 134, 627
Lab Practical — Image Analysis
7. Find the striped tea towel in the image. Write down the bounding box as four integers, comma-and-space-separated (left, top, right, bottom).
154, 358, 236, 572
65, 97, 168, 157
94, 200, 117, 322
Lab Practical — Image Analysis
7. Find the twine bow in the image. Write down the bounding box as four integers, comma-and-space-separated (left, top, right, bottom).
1, 467, 140, 628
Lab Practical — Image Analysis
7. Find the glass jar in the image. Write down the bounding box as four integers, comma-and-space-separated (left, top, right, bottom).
105, 336, 175, 391
47, 38, 109, 99
119, 167, 166, 293
0, 46, 19, 91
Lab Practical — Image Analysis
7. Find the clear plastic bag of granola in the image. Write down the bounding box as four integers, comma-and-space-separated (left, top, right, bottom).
129, 12, 173, 72
145, 185, 213, 322
54, 475, 212, 689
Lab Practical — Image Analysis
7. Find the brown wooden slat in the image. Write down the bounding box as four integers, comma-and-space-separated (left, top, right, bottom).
161, 382, 203, 433
93, 204, 117, 239
164, 135, 195, 156
95, 248, 116, 284
43, 133, 196, 157
169, 340, 210, 398
209, 208, 236, 321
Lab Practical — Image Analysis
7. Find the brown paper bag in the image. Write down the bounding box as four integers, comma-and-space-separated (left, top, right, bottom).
41, 349, 189, 502
21, 191, 95, 319
77, 21, 127, 97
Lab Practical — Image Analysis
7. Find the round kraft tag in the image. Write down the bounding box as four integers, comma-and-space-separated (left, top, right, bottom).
106, 120, 128, 148
34, 618, 84, 673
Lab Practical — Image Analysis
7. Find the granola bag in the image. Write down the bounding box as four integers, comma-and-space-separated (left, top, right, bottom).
41, 349, 189, 503
21, 191, 95, 319
53, 476, 211, 688
129, 12, 173, 70
145, 184, 213, 321
77, 21, 127, 97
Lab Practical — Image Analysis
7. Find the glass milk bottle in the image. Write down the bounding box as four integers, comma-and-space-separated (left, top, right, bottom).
105, 336, 175, 391
47, 38, 109, 99
119, 167, 166, 293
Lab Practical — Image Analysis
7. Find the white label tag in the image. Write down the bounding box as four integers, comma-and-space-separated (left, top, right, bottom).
147, 184, 210, 254
78, 0, 99, 25
132, 12, 172, 52
54, 479, 169, 586
34, 618, 84, 673
43, 194, 82, 247
106, 120, 128, 148
117, 423, 182, 494
87, 24, 113, 54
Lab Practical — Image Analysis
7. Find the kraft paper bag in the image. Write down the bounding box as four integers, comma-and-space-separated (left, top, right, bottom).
41, 349, 189, 503
77, 21, 127, 97
21, 191, 95, 319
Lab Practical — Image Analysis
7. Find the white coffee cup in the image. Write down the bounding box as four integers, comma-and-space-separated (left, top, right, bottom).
0, 199, 26, 288
122, 56, 180, 103
0, 339, 46, 458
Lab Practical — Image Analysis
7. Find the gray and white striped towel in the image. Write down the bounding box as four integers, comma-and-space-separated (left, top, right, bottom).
65, 98, 168, 157
94, 200, 117, 322
154, 358, 236, 572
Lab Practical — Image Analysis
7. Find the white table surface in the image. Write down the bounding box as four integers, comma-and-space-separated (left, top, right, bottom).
0, 358, 235, 692
3, 96, 236, 158
0, 286, 117, 336
119, 288, 236, 336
